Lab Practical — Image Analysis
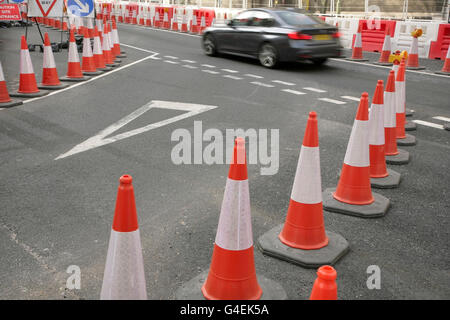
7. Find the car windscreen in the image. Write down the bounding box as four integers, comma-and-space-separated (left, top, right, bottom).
277, 11, 323, 26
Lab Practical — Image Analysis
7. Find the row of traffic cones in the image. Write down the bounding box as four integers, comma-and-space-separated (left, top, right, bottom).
345, 24, 450, 74
1, 18, 126, 106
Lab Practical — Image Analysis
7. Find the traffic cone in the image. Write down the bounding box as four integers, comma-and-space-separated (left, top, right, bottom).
107, 22, 121, 63
10, 36, 49, 98
172, 11, 178, 31
38, 33, 69, 90
0, 61, 23, 108
383, 70, 410, 164
347, 24, 368, 61
86, 17, 94, 38
199, 13, 206, 35
181, 10, 188, 32
154, 10, 160, 28
436, 46, 450, 75
322, 93, 390, 218
162, 10, 169, 29
60, 28, 91, 82
368, 80, 401, 188
374, 27, 392, 65
395, 60, 417, 145
392, 60, 415, 118
309, 266, 337, 300
406, 32, 425, 70
257, 112, 349, 268
81, 28, 103, 76
92, 26, 113, 72
96, 15, 103, 39
62, 16, 68, 31
111, 18, 126, 58
191, 12, 198, 34
102, 23, 119, 67
175, 138, 287, 300
100, 175, 147, 300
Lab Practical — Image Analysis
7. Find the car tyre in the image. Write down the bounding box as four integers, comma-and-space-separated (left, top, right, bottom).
203, 34, 217, 57
258, 43, 279, 68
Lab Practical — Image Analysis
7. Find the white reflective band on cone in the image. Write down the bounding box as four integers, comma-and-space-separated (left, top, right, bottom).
0, 62, 5, 81
392, 64, 399, 75
20, 49, 34, 74
215, 178, 253, 251
43, 46, 56, 68
113, 29, 120, 45
83, 37, 93, 57
93, 36, 102, 55
102, 32, 110, 51
100, 229, 147, 300
384, 92, 396, 128
410, 37, 418, 54
354, 32, 362, 47
108, 29, 114, 50
343, 120, 369, 167
382, 35, 391, 51
395, 81, 405, 113
368, 104, 385, 146
290, 146, 322, 204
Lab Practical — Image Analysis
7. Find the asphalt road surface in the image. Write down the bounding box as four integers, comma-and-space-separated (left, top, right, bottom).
0, 23, 449, 300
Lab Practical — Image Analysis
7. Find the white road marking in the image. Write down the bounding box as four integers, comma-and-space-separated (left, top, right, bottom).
202, 69, 220, 74
164, 55, 179, 59
182, 64, 198, 69
412, 120, 444, 129
221, 69, 239, 73
341, 95, 361, 101
120, 43, 158, 54
245, 74, 263, 79
22, 54, 157, 105
182, 59, 196, 63
281, 89, 306, 95
433, 116, 450, 122
318, 98, 346, 105
272, 80, 295, 86
303, 87, 327, 93
55, 101, 218, 160
0, 108, 4, 111
250, 81, 274, 88
164, 60, 179, 64
201, 64, 216, 68
223, 75, 243, 80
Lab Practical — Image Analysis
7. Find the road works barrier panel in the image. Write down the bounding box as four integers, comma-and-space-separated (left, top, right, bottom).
394, 21, 441, 58
429, 23, 450, 60
351, 20, 397, 53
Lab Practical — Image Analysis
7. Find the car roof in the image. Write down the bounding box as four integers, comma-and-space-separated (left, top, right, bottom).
249, 7, 306, 13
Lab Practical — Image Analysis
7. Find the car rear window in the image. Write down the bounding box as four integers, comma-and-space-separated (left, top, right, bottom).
277, 12, 323, 26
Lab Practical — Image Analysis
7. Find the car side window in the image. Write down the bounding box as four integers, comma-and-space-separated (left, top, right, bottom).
251, 12, 274, 27
232, 11, 255, 27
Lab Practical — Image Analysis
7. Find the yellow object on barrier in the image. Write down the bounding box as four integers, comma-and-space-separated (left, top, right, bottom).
389, 50, 408, 64
411, 28, 423, 38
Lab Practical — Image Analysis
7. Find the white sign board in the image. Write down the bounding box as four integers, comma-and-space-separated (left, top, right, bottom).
27, 0, 63, 17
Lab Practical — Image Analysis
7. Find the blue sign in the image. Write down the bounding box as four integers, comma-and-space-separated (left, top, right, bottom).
67, 0, 93, 17
10, 0, 26, 3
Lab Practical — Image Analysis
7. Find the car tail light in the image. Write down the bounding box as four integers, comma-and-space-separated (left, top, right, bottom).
288, 32, 312, 40
332, 32, 341, 38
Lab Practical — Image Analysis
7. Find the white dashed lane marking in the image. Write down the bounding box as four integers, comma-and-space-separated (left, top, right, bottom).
201, 64, 216, 68
303, 87, 327, 93
182, 59, 196, 63
182, 64, 198, 69
221, 69, 239, 73
164, 55, 179, 59
341, 95, 361, 102
250, 81, 274, 88
223, 75, 243, 80
272, 80, 295, 86
245, 74, 264, 79
164, 60, 179, 64
282, 89, 306, 95
202, 69, 220, 74
412, 120, 444, 129
318, 98, 346, 105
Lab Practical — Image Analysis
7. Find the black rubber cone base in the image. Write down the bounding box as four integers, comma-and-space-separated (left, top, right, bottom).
397, 134, 416, 146
345, 58, 369, 62
322, 188, 390, 218
0, 99, 23, 108
370, 169, 401, 188
405, 121, 417, 131
406, 109, 414, 117
175, 270, 287, 300
10, 90, 49, 98
82, 70, 103, 76
37, 83, 70, 90
257, 224, 349, 268
385, 149, 410, 165
407, 66, 426, 70
373, 61, 392, 66
435, 70, 450, 76
60, 75, 91, 82
106, 63, 120, 68
444, 123, 450, 131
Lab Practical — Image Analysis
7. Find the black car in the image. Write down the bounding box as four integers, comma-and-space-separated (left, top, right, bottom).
202, 7, 342, 68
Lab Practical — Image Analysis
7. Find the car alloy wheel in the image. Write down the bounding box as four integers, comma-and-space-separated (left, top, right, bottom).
203, 34, 216, 56
259, 44, 278, 68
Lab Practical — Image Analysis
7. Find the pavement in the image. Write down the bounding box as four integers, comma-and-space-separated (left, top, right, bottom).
0, 23, 449, 300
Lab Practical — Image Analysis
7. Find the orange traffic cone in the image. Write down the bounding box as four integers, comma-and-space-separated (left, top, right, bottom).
323, 93, 390, 217
309, 265, 338, 300
175, 138, 287, 300
81, 28, 103, 76
181, 10, 188, 32
100, 175, 147, 300
436, 46, 450, 75
0, 61, 23, 108
395, 60, 417, 143
38, 33, 69, 90
112, 17, 126, 57
406, 32, 425, 70
368, 80, 401, 188
375, 27, 392, 65
171, 10, 179, 31
102, 23, 119, 67
10, 36, 49, 98
347, 24, 368, 61
384, 71, 410, 164
86, 17, 94, 38
257, 112, 349, 268
106, 22, 121, 63
92, 26, 112, 71
60, 28, 91, 82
